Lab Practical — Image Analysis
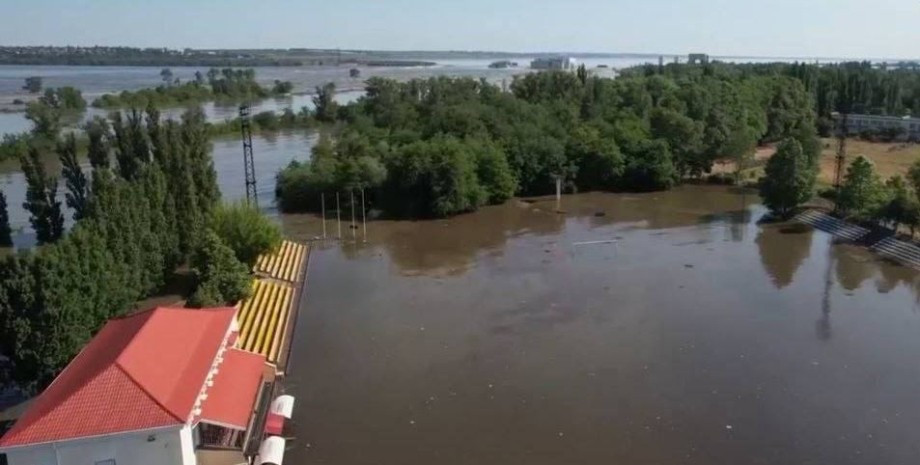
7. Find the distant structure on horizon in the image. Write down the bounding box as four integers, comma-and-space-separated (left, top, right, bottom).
489, 60, 518, 69
833, 112, 920, 141
531, 56, 577, 70
688, 53, 710, 65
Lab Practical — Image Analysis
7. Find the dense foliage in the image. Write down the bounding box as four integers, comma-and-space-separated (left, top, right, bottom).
278, 70, 816, 217
0, 108, 253, 392
758, 138, 817, 218
92, 68, 293, 108
625, 61, 920, 137
20, 148, 65, 244
209, 202, 283, 267
187, 230, 253, 308
0, 189, 11, 247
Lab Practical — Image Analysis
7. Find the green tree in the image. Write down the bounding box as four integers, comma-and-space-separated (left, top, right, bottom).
188, 230, 252, 308
650, 107, 704, 177
470, 138, 516, 204
907, 159, 920, 203
209, 202, 282, 267
0, 189, 12, 247
566, 124, 623, 190
838, 156, 883, 218
57, 134, 89, 220
759, 138, 816, 218
24, 101, 61, 140
313, 82, 339, 122
20, 148, 64, 244
23, 76, 42, 93
623, 139, 678, 191
160, 68, 174, 85
876, 176, 913, 229
85, 117, 111, 170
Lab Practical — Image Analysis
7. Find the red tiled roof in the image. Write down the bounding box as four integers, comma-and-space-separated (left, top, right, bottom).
0, 307, 237, 448
200, 349, 266, 430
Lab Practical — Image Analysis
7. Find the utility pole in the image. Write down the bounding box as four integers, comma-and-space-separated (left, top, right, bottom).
239, 104, 258, 206
350, 190, 356, 240
361, 188, 367, 242
834, 113, 848, 213
321, 193, 327, 239
336, 192, 342, 238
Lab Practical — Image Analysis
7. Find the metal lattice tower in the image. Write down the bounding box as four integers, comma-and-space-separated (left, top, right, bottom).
240, 104, 258, 206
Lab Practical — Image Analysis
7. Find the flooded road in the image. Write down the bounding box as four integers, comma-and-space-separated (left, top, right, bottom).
282, 186, 920, 465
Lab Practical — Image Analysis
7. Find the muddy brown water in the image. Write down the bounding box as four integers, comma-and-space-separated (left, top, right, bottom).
279, 185, 920, 465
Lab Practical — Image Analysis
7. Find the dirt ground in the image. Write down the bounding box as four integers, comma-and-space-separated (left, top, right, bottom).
713, 139, 920, 186
816, 138, 920, 184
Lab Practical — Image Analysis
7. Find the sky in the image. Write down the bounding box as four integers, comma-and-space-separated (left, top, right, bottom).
2, 0, 919, 59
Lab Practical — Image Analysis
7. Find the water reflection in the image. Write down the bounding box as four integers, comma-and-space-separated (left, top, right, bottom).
284, 185, 920, 465
756, 222, 814, 289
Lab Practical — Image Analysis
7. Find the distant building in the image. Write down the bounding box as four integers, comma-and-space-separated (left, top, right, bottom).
688, 53, 710, 65
834, 112, 920, 141
530, 56, 577, 70
488, 60, 518, 69
0, 307, 292, 465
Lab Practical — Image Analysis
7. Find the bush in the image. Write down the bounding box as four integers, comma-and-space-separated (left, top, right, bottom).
210, 202, 282, 267
188, 230, 252, 308
253, 111, 279, 130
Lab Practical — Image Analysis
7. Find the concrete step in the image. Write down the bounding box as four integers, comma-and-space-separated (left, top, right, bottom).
794, 210, 869, 241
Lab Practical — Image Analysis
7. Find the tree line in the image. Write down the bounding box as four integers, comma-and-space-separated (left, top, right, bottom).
277, 69, 817, 217
758, 131, 920, 235
0, 107, 280, 393
92, 68, 294, 109
626, 61, 920, 138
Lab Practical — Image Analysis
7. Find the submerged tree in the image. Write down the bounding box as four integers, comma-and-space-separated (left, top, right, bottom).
22, 76, 42, 94
759, 138, 816, 218
0, 189, 12, 247
20, 148, 64, 244
85, 117, 112, 170
313, 82, 338, 122
57, 134, 89, 220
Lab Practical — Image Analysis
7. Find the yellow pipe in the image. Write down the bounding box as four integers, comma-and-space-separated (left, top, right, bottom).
285, 244, 301, 282
236, 280, 259, 332
269, 286, 292, 363
281, 241, 297, 281
247, 281, 279, 352
258, 284, 285, 356
277, 241, 292, 278
240, 280, 267, 346
266, 244, 283, 278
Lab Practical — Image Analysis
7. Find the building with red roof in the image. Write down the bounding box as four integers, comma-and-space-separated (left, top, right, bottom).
0, 307, 273, 465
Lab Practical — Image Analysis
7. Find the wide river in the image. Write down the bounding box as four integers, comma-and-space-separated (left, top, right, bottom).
281, 187, 920, 465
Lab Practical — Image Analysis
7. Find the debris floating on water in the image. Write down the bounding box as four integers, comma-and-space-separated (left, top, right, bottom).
572, 240, 618, 247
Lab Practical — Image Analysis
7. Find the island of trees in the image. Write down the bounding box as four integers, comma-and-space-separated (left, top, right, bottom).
276, 67, 817, 217
92, 68, 293, 108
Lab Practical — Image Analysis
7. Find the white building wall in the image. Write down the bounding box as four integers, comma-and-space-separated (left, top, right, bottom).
179, 425, 197, 465
3, 426, 190, 465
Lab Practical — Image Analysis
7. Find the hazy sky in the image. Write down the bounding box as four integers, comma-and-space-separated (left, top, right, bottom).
3, 0, 919, 59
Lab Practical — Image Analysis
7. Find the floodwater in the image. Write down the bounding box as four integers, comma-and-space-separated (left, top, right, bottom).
281, 186, 920, 465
